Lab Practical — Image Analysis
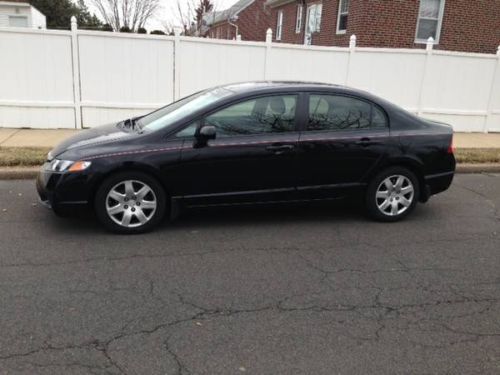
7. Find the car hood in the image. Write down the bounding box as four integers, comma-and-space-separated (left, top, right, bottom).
50, 123, 135, 158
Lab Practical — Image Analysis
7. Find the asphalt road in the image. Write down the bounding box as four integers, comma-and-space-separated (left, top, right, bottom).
0, 174, 499, 375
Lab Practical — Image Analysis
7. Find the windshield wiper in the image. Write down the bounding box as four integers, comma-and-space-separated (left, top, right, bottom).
120, 117, 143, 133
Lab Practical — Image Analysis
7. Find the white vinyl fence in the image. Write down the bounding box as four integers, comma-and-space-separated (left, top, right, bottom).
1, 19, 499, 132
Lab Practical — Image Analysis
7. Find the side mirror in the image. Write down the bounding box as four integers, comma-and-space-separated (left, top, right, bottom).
194, 125, 216, 148
199, 125, 216, 139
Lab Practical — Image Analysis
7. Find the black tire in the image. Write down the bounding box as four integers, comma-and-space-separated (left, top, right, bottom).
365, 166, 420, 222
94, 171, 167, 234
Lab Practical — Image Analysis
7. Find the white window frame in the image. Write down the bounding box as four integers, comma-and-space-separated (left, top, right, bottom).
295, 4, 303, 34
415, 0, 445, 44
276, 10, 284, 41
314, 3, 322, 33
8, 15, 29, 28
336, 0, 348, 35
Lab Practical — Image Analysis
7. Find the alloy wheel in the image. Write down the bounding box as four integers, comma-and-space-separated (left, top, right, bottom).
375, 175, 414, 216
105, 180, 157, 228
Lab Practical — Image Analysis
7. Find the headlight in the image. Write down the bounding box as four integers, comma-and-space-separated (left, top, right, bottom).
46, 159, 91, 173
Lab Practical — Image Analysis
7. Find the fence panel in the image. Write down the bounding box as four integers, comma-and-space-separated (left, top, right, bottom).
267, 45, 349, 84
348, 50, 426, 111
0, 26, 498, 132
78, 32, 175, 127
178, 38, 267, 98
421, 53, 497, 132
0, 29, 75, 128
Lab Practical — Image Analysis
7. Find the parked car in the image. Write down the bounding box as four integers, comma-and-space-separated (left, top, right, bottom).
37, 82, 456, 233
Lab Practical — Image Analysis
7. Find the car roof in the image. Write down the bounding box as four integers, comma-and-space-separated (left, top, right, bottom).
221, 81, 343, 93
211, 81, 390, 107
216, 81, 379, 99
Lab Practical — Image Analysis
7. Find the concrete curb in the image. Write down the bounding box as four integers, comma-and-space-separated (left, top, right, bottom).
456, 163, 500, 174
0, 167, 40, 180
0, 164, 499, 180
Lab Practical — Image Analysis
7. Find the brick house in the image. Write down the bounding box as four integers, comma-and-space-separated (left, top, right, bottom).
205, 0, 271, 41
265, 0, 500, 54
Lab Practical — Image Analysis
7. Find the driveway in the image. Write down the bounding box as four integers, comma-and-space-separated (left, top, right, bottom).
0, 174, 499, 374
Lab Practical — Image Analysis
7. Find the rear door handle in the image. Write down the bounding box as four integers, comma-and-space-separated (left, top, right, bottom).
355, 137, 379, 146
266, 144, 295, 153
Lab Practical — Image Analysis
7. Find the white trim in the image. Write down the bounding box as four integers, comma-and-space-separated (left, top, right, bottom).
0, 100, 74, 108
276, 9, 283, 41
415, 0, 446, 44
336, 0, 348, 35
295, 4, 303, 34
7, 15, 28, 28
0, 1, 30, 7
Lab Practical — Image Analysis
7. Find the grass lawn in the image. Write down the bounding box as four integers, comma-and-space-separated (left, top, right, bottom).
0, 147, 499, 167
0, 147, 50, 167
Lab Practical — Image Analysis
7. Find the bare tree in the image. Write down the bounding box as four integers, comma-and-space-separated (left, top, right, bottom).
166, 0, 218, 36
90, 0, 160, 31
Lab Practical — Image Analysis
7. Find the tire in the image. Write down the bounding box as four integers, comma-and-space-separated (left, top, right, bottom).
94, 171, 167, 234
365, 166, 420, 222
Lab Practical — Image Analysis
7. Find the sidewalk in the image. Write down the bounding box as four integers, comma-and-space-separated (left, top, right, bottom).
1, 128, 500, 148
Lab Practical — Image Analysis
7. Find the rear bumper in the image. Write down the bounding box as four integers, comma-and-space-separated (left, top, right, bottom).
424, 170, 455, 197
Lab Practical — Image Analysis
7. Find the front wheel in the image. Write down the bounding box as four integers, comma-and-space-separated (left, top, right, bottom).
94, 172, 167, 233
365, 167, 420, 222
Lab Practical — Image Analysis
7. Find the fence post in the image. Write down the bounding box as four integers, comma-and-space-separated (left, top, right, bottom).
70, 16, 82, 129
264, 28, 273, 80
173, 27, 182, 101
344, 34, 356, 86
417, 37, 434, 117
484, 45, 500, 133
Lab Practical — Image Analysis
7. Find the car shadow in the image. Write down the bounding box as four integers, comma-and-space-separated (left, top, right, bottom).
46, 199, 370, 235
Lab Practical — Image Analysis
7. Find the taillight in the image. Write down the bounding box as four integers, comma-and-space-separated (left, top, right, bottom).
447, 135, 455, 154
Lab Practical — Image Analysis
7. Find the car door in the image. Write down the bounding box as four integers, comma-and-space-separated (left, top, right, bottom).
297, 93, 390, 199
175, 94, 302, 206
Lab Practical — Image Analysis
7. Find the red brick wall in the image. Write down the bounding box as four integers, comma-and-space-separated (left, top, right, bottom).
269, 0, 500, 54
207, 0, 271, 41
438, 0, 500, 54
208, 22, 236, 40
237, 0, 272, 41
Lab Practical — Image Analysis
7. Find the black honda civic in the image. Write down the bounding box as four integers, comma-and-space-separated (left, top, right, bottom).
37, 82, 456, 233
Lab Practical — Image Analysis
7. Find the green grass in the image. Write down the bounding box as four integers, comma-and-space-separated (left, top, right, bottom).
0, 147, 500, 167
454, 148, 500, 164
0, 147, 50, 167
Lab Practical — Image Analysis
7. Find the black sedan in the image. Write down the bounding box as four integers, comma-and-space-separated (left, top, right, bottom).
37, 82, 456, 233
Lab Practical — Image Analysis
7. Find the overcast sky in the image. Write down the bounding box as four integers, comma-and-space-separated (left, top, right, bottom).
86, 0, 239, 31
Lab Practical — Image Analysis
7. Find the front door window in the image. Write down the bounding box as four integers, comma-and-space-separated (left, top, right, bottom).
205, 95, 298, 137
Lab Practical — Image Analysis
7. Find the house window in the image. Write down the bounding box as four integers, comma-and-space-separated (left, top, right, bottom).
276, 10, 284, 40
295, 4, 303, 34
416, 0, 445, 43
336, 0, 349, 34
9, 15, 28, 28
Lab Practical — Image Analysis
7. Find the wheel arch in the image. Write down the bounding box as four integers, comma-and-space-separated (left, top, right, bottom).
87, 162, 171, 206
367, 157, 426, 197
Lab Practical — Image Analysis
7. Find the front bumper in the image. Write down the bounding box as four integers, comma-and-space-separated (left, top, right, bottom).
36, 164, 93, 211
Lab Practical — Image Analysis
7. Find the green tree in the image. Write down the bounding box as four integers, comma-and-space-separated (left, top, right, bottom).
30, 0, 102, 29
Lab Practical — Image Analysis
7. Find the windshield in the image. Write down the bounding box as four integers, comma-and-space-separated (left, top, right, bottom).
137, 87, 233, 132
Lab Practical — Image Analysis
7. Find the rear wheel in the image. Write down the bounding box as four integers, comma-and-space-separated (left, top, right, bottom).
365, 166, 419, 222
95, 172, 167, 233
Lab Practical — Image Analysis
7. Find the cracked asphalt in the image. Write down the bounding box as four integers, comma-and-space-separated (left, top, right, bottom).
0, 174, 499, 374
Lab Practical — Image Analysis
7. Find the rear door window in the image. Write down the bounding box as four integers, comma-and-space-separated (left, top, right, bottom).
308, 94, 387, 131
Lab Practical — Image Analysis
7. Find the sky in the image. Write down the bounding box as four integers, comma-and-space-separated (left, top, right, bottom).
85, 0, 239, 31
